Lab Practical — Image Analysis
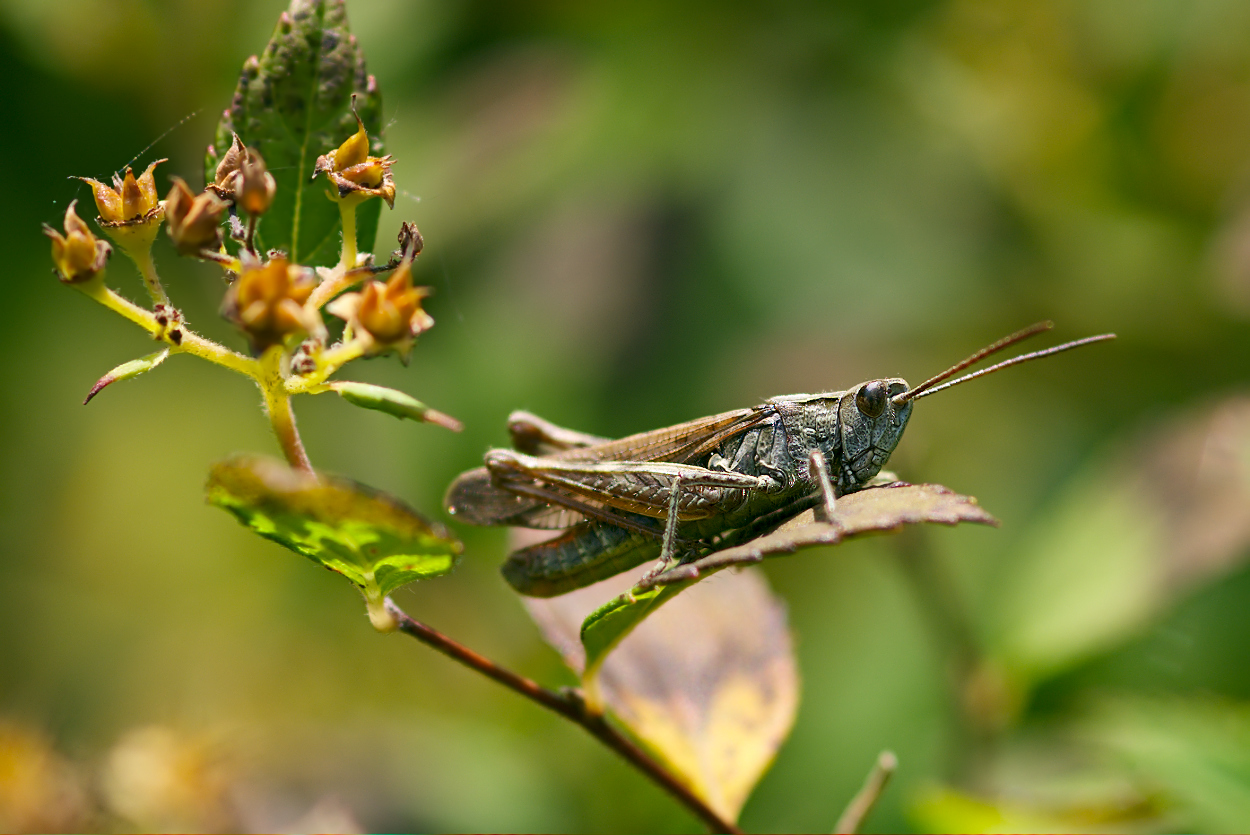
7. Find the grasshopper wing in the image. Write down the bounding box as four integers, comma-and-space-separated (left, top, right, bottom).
444, 466, 594, 528
444, 406, 771, 528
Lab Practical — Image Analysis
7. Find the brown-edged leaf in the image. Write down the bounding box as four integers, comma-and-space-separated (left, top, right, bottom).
642, 482, 999, 589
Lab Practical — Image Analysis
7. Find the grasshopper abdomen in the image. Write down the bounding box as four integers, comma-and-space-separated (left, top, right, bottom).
502, 520, 657, 597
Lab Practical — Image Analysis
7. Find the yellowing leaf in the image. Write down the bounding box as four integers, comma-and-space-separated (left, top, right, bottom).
525, 567, 797, 824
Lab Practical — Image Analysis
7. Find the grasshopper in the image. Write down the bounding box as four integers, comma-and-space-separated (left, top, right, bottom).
445, 322, 1114, 597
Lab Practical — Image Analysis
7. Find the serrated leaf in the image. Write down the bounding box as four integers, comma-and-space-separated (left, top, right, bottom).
332, 381, 463, 431
577, 483, 996, 675
526, 567, 797, 824
206, 454, 460, 599
207, 0, 383, 266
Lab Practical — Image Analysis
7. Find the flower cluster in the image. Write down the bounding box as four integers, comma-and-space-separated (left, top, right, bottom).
48, 98, 444, 454
327, 258, 433, 361
165, 178, 228, 256
208, 133, 276, 217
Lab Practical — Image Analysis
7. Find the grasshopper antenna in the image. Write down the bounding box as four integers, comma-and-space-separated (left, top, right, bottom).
893, 322, 1116, 405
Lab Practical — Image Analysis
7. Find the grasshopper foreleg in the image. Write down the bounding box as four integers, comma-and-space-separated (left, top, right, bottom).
659, 473, 685, 566
808, 449, 839, 524
631, 474, 687, 596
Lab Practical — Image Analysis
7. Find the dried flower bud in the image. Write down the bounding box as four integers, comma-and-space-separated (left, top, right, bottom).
164, 177, 227, 256
76, 160, 166, 258
208, 133, 246, 199
43, 200, 111, 284
315, 112, 370, 172
223, 256, 319, 351
396, 221, 424, 260
312, 109, 395, 208
207, 134, 277, 217
236, 148, 276, 216
327, 259, 433, 360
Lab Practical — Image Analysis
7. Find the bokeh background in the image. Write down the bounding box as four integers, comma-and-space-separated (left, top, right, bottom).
4, 0, 1250, 831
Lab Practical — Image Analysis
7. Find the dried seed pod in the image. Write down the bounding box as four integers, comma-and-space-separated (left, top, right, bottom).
43, 200, 111, 284
164, 177, 227, 256
312, 107, 395, 208
326, 259, 433, 361
223, 256, 319, 352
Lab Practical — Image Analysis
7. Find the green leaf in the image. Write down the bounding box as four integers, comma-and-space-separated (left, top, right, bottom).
578, 482, 996, 678
989, 396, 1250, 685
525, 568, 797, 824
1089, 697, 1250, 833
207, 0, 383, 266
989, 475, 1161, 682
580, 582, 688, 681
206, 454, 460, 601
331, 381, 463, 432
83, 349, 169, 404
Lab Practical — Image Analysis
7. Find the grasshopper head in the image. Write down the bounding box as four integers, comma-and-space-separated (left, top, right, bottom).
825, 323, 1116, 492
838, 378, 912, 488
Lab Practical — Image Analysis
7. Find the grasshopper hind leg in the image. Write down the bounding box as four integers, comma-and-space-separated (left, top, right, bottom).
506, 411, 609, 454
501, 521, 660, 597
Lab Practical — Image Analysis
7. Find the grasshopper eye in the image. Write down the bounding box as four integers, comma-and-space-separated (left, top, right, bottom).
856, 381, 887, 418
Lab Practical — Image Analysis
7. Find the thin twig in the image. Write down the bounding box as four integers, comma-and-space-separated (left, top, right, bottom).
384, 598, 743, 835
245, 214, 259, 255
834, 750, 897, 834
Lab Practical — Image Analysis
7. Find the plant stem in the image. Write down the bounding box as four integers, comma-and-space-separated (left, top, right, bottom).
284, 338, 369, 394
79, 280, 159, 332
79, 278, 312, 472
338, 200, 357, 271
77, 282, 259, 378
198, 248, 243, 273
834, 751, 897, 834
129, 248, 170, 307
259, 347, 313, 473
384, 598, 742, 835
245, 214, 259, 255
179, 331, 261, 378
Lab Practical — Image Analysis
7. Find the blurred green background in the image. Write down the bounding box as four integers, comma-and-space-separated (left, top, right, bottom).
4, 0, 1250, 831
